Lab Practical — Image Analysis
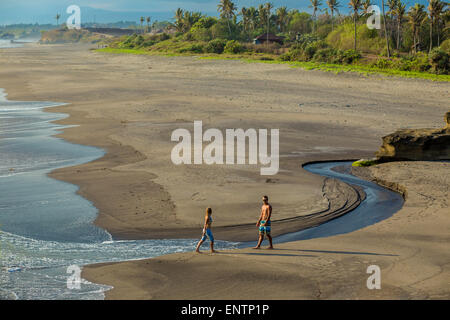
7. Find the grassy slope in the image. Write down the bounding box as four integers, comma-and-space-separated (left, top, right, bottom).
97, 47, 450, 82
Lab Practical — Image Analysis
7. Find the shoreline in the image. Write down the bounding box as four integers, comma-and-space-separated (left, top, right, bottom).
82, 161, 450, 299
1, 44, 375, 242
0, 45, 374, 241
1, 44, 448, 299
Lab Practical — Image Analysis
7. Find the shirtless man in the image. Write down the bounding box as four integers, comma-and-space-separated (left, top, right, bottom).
253, 195, 273, 249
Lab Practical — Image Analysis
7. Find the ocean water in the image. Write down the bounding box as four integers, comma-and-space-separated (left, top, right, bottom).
0, 89, 238, 300
271, 162, 404, 244
0, 40, 24, 49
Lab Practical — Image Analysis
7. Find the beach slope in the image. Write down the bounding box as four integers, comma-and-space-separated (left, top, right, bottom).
83, 161, 450, 299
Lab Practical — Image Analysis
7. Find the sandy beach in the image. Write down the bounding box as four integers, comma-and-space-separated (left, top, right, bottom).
83, 161, 450, 299
1, 43, 448, 299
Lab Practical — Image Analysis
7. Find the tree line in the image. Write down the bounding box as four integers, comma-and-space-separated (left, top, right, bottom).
171, 0, 448, 54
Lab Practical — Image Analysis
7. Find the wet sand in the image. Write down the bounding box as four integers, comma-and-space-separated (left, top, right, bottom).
83, 161, 450, 299
1, 44, 448, 299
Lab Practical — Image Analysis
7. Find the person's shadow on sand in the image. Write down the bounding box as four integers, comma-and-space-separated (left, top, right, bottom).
215, 248, 398, 258
271, 248, 398, 257
223, 252, 316, 257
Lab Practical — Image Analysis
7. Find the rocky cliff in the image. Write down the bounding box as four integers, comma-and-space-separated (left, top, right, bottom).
376, 111, 450, 161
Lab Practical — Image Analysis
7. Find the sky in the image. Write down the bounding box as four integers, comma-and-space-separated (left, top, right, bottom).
0, 0, 429, 25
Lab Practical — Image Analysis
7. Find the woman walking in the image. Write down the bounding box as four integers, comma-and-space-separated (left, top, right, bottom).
195, 207, 217, 253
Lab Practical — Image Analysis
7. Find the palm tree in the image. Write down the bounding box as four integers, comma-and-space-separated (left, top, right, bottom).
435, 1, 446, 46
241, 7, 248, 29
381, 0, 391, 57
362, 0, 372, 15
348, 0, 362, 50
263, 3, 274, 27
182, 11, 202, 32
174, 8, 184, 32
309, 0, 323, 33
262, 3, 274, 45
386, 0, 397, 41
428, 0, 436, 52
257, 4, 268, 29
327, 0, 340, 30
428, 0, 445, 52
392, 0, 406, 50
247, 6, 259, 33
146, 17, 151, 33
55, 13, 60, 27
217, 0, 237, 36
276, 6, 289, 33
408, 3, 426, 53
240, 7, 251, 40
140, 17, 144, 33
387, 0, 397, 18
436, 2, 450, 47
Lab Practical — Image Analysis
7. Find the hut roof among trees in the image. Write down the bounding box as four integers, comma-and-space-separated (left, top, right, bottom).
254, 33, 284, 41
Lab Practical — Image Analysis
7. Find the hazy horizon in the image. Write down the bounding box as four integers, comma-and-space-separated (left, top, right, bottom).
0, 0, 429, 26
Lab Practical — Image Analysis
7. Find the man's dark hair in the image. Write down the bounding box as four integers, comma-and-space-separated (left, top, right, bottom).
263, 195, 268, 201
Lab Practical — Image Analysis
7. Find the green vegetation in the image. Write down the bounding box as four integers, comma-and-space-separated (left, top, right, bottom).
99, 0, 449, 79
352, 159, 379, 167
224, 40, 245, 53
327, 23, 387, 53
206, 38, 227, 53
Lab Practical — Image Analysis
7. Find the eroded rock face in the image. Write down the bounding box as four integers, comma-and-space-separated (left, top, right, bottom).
376, 112, 450, 161
446, 111, 450, 129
